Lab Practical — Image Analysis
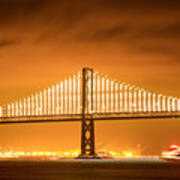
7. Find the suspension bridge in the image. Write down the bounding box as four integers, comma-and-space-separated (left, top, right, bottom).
0, 67, 180, 158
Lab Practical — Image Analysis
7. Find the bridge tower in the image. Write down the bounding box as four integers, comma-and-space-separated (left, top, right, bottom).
79, 67, 97, 158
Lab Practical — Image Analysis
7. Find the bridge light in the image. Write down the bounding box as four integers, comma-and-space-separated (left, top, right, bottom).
172, 97, 176, 112
162, 96, 166, 112
44, 90, 47, 115
88, 74, 92, 114
35, 93, 39, 116
7, 104, 11, 117
19, 100, 23, 116
93, 73, 96, 113
27, 97, 31, 116
178, 99, 180, 112
119, 83, 123, 112
73, 75, 76, 114
68, 77, 72, 114
15, 101, 19, 117
129, 86, 133, 113
48, 88, 51, 115
133, 88, 138, 112
23, 99, 26, 116
143, 90, 147, 113
64, 79, 68, 114
31, 95, 35, 116
115, 82, 118, 113
167, 96, 172, 112
52, 86, 55, 115
0, 106, 2, 117
124, 84, 131, 113
110, 80, 114, 113
157, 94, 162, 112
148, 92, 151, 112
97, 75, 100, 113
138, 89, 142, 112
152, 93, 156, 112
102, 77, 105, 112
39, 91, 43, 115
60, 81, 64, 114
77, 72, 81, 114
56, 84, 60, 115
106, 78, 109, 113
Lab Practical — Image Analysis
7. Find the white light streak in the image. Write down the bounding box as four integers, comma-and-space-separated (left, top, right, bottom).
77, 72, 81, 114
19, 100, 23, 116
167, 97, 171, 112
162, 96, 166, 112
111, 81, 114, 112
172, 98, 176, 112
52, 86, 55, 115
97, 75, 100, 113
119, 84, 123, 112
88, 73, 93, 114
152, 94, 156, 112
143, 91, 147, 112
115, 82, 118, 112
178, 99, 180, 111
73, 75, 76, 114
133, 89, 137, 112
48, 88, 51, 115
27, 96, 31, 116
23, 99, 26, 116
69, 77, 72, 114
106, 78, 109, 113
93, 73, 96, 113
124, 85, 128, 112
7, 104, 11, 117
12, 102, 15, 117
60, 81, 64, 114
65, 79, 68, 114
148, 92, 151, 112
0, 106, 2, 117
102, 77, 105, 112
31, 95, 35, 116
56, 84, 59, 114
39, 91, 43, 115
157, 95, 162, 112
15, 101, 18, 116
44, 90, 47, 115
35, 93, 39, 116
129, 87, 132, 112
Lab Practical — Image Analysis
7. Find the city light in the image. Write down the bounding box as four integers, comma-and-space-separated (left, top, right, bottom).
0, 148, 142, 159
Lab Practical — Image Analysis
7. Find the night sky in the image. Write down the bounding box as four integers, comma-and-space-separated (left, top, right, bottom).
0, 0, 180, 155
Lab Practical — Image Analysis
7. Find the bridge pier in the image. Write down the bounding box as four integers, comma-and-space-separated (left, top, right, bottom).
78, 68, 99, 159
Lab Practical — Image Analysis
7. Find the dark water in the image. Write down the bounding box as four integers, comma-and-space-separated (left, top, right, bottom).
0, 159, 180, 180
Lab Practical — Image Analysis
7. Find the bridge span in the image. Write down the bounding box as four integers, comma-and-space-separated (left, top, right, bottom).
0, 67, 180, 158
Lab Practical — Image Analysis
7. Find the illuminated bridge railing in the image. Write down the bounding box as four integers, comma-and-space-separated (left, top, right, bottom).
0, 68, 180, 122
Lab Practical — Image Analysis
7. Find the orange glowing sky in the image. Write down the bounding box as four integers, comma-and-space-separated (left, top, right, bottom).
0, 0, 180, 155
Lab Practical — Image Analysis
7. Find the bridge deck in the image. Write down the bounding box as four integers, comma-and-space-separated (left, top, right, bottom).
0, 112, 179, 124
